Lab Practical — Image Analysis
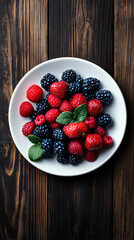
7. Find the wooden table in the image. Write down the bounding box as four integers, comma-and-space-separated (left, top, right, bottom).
0, 0, 133, 239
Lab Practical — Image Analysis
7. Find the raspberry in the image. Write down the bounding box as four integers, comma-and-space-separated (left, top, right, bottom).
96, 90, 112, 106
50, 81, 68, 99
45, 109, 60, 123
95, 124, 106, 136
97, 113, 112, 127
57, 153, 69, 164
27, 85, 43, 102
52, 129, 66, 141
62, 69, 76, 84
103, 135, 113, 147
50, 122, 61, 129
35, 114, 46, 126
85, 116, 96, 128
22, 121, 35, 136
87, 99, 103, 116
59, 100, 73, 112
41, 138, 54, 157
53, 141, 67, 155
84, 150, 97, 162
20, 101, 34, 117
85, 134, 103, 150
48, 94, 62, 108
68, 140, 84, 155
33, 124, 52, 138
69, 93, 87, 108
63, 122, 88, 139
68, 155, 82, 165
41, 73, 58, 91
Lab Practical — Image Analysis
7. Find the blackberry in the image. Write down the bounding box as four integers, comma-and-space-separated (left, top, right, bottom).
57, 153, 69, 164
53, 141, 67, 155
36, 99, 50, 114
82, 77, 101, 98
68, 155, 82, 165
76, 75, 83, 85
96, 90, 112, 106
83, 92, 96, 101
41, 73, 58, 91
68, 82, 82, 96
30, 110, 39, 122
41, 138, 53, 157
52, 129, 66, 141
62, 69, 76, 83
97, 113, 112, 127
33, 124, 52, 139
46, 92, 50, 99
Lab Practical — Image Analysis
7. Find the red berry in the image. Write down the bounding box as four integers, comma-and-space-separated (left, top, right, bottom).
48, 94, 62, 108
103, 135, 113, 147
45, 109, 60, 123
84, 150, 97, 162
87, 99, 103, 116
35, 114, 46, 126
95, 124, 106, 136
59, 100, 73, 112
50, 122, 61, 129
63, 122, 88, 139
68, 140, 84, 155
20, 101, 34, 117
22, 121, 35, 136
50, 81, 68, 99
27, 84, 43, 102
85, 134, 103, 150
69, 93, 87, 108
85, 116, 96, 128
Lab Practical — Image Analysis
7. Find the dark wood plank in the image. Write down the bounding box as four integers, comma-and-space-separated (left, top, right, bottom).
0, 0, 48, 239
48, 1, 114, 240
114, 0, 134, 239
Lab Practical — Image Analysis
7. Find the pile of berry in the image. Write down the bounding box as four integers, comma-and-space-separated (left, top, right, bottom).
20, 69, 113, 165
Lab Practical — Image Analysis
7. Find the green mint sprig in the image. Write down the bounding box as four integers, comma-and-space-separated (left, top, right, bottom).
56, 104, 87, 125
28, 135, 44, 161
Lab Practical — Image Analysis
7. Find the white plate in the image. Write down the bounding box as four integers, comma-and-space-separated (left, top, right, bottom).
8, 57, 127, 176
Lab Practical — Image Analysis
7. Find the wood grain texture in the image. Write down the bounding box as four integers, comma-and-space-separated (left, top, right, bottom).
114, 0, 134, 239
0, 0, 48, 239
48, 1, 114, 240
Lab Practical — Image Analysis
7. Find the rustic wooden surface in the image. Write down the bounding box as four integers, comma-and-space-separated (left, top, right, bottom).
0, 0, 133, 239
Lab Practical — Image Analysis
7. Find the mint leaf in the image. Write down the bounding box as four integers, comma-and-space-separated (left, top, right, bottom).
56, 111, 73, 125
73, 104, 87, 122
28, 145, 44, 161
28, 135, 42, 144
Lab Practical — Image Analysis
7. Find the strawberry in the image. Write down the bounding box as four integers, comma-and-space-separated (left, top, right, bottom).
22, 121, 35, 136
48, 94, 62, 108
50, 81, 68, 99
69, 93, 87, 108
35, 114, 46, 126
84, 150, 97, 162
68, 140, 84, 155
95, 124, 106, 136
63, 122, 88, 139
87, 99, 103, 116
85, 134, 103, 150
84, 116, 96, 128
45, 109, 60, 123
50, 122, 61, 129
27, 84, 43, 102
59, 100, 73, 112
103, 135, 113, 147
20, 101, 34, 117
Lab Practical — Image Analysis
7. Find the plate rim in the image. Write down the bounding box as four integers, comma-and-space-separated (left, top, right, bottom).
8, 57, 127, 177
